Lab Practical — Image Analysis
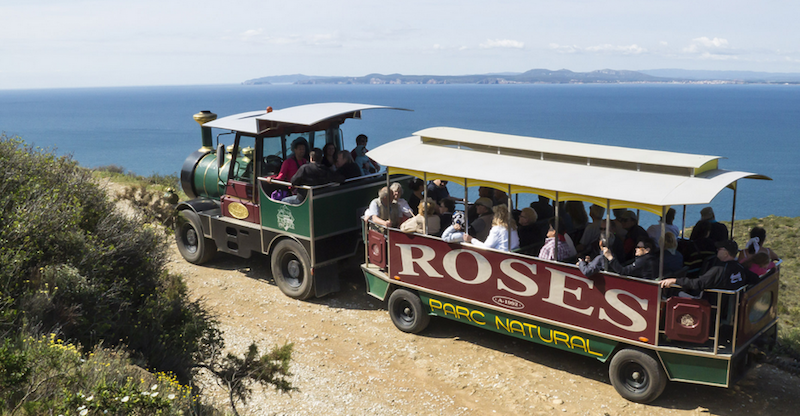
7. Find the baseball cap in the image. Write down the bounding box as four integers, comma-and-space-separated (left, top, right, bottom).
475, 197, 493, 209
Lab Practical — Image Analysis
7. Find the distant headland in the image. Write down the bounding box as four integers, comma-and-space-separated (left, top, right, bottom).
243, 69, 800, 86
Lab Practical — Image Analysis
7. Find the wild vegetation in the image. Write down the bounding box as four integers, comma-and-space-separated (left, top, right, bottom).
0, 135, 293, 415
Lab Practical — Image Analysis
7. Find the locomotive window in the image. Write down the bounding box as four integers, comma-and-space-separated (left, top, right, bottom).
231, 135, 255, 182
261, 137, 283, 177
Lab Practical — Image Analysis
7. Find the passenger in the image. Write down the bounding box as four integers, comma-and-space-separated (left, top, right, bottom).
577, 204, 606, 256
468, 197, 495, 242
334, 150, 362, 180
617, 210, 648, 263
321, 143, 337, 169
351, 134, 380, 174
646, 208, 681, 244
530, 195, 555, 222
603, 237, 659, 279
577, 237, 614, 277
464, 205, 519, 251
284, 148, 344, 204
427, 179, 451, 203
741, 252, 774, 277
265, 137, 308, 184
389, 182, 414, 220
698, 207, 729, 242
517, 207, 545, 255
739, 226, 779, 262
662, 232, 684, 275
492, 189, 508, 206
468, 187, 494, 222
565, 201, 588, 241
400, 198, 441, 235
660, 240, 757, 292
438, 198, 455, 229
363, 186, 402, 228
407, 178, 425, 216
442, 211, 467, 243
538, 218, 577, 262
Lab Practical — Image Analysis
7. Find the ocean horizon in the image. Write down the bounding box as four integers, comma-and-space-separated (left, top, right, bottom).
2, 83, 797, 225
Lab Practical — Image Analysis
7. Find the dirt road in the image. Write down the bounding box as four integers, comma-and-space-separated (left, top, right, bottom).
170, 248, 800, 416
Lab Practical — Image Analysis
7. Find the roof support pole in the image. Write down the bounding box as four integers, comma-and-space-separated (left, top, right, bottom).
659, 206, 666, 279
423, 172, 428, 235
507, 184, 512, 250
681, 205, 687, 239
731, 182, 738, 240
605, 199, 611, 271
554, 192, 560, 260
464, 179, 469, 232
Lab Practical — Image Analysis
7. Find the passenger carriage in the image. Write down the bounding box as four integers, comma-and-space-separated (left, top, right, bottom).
175, 103, 408, 299
360, 127, 779, 403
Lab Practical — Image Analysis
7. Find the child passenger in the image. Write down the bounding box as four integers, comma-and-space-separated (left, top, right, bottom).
442, 211, 467, 243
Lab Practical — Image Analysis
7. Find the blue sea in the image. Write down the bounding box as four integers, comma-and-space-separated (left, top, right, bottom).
1, 84, 798, 227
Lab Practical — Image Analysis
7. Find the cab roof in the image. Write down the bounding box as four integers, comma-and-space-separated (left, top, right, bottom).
203, 102, 410, 135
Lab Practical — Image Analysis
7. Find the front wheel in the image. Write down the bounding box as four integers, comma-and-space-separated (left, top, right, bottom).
608, 348, 667, 403
388, 289, 430, 334
271, 239, 314, 300
176, 210, 216, 264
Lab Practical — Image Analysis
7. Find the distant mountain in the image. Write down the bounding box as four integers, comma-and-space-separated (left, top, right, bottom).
243, 69, 800, 85
639, 69, 800, 83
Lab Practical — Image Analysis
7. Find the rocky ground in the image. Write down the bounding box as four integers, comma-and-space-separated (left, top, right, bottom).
167, 247, 800, 416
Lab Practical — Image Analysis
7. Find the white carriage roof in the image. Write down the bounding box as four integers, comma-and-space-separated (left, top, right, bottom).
368, 127, 770, 214
203, 103, 409, 135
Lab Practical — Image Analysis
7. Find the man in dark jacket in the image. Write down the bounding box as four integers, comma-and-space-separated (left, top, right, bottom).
660, 240, 755, 291
284, 148, 344, 204
602, 237, 659, 279
335, 150, 362, 180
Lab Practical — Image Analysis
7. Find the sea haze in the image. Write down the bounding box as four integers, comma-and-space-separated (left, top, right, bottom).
1, 84, 797, 223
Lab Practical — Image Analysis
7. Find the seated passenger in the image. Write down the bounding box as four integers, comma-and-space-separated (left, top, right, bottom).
468, 197, 495, 242
265, 137, 308, 184
538, 218, 577, 261
400, 198, 441, 235
530, 195, 555, 222
464, 205, 519, 251
603, 237, 659, 279
517, 207, 545, 254
427, 179, 451, 203
438, 198, 455, 229
352, 134, 379, 174
617, 210, 649, 263
682, 220, 716, 270
741, 252, 774, 277
698, 207, 729, 243
407, 178, 425, 216
283, 148, 345, 204
577, 237, 614, 277
662, 232, 684, 275
334, 150, 362, 180
660, 240, 758, 292
389, 182, 414, 220
739, 226, 779, 262
646, 208, 681, 245
321, 143, 337, 169
577, 204, 606, 256
442, 211, 467, 243
363, 186, 403, 228
565, 201, 588, 241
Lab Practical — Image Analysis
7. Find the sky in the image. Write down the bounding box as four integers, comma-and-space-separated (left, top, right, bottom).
1, 0, 799, 89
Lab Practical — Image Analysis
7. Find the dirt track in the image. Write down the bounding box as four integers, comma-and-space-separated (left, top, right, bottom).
170, 247, 800, 416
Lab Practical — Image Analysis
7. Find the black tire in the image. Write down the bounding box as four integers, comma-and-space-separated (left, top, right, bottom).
271, 239, 314, 300
176, 210, 216, 264
609, 348, 668, 403
387, 289, 430, 334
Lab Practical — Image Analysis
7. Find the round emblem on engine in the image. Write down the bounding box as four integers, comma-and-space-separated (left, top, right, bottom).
228, 202, 249, 219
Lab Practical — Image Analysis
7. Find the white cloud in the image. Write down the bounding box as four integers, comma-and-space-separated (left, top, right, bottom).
237, 29, 340, 47
479, 39, 524, 49
549, 43, 645, 55
683, 37, 729, 53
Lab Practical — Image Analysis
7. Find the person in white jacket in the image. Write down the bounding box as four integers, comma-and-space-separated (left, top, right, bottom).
464, 204, 519, 251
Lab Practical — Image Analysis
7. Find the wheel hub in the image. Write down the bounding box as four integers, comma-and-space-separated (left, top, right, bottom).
287, 259, 301, 279
186, 229, 198, 253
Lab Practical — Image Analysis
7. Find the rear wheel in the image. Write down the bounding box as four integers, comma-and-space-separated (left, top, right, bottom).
271, 239, 314, 300
388, 289, 430, 334
609, 348, 667, 403
176, 210, 216, 264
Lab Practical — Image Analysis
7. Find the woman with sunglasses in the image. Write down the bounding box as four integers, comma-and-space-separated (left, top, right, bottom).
602, 237, 659, 279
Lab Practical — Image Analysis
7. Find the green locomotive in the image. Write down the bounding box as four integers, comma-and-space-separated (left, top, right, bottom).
176, 103, 406, 299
